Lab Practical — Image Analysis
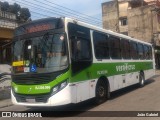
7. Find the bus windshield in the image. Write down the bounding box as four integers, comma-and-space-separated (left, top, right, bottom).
13, 33, 68, 74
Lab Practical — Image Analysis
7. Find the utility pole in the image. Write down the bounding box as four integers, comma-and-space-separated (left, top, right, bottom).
151, 9, 154, 45
115, 0, 120, 33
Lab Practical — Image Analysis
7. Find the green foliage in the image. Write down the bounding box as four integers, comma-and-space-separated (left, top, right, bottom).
1, 1, 9, 11
19, 8, 31, 22
0, 2, 31, 22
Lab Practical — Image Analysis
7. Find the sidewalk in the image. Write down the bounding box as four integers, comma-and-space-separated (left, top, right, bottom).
0, 64, 12, 109
0, 99, 12, 109
156, 69, 160, 74
0, 87, 12, 109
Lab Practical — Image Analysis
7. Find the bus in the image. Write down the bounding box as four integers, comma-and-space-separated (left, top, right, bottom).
11, 17, 155, 106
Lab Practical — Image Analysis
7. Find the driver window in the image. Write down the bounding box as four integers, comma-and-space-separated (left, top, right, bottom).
71, 36, 91, 60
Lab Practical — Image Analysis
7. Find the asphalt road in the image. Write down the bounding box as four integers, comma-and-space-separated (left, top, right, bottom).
0, 73, 160, 120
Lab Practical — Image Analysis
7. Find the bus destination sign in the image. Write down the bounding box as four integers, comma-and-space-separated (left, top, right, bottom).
26, 24, 53, 33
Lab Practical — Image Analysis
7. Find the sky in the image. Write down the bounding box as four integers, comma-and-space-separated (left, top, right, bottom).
2, 0, 111, 27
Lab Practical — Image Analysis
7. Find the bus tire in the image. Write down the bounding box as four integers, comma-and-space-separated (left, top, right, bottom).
94, 79, 109, 104
139, 72, 145, 87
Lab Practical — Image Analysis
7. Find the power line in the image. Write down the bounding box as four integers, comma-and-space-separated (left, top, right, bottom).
44, 0, 102, 21
12, 0, 65, 17
32, 0, 101, 24
33, 0, 102, 23
11, 0, 102, 26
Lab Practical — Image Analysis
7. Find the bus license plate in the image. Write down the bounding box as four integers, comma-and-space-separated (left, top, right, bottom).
26, 98, 36, 103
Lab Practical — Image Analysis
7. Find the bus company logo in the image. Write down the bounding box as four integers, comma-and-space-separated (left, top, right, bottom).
116, 63, 135, 72
28, 88, 32, 92
14, 87, 18, 92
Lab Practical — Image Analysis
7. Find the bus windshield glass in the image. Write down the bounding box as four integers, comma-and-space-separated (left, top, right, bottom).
13, 33, 68, 74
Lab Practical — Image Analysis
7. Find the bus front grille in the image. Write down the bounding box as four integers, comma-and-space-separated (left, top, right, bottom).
12, 72, 60, 85
14, 93, 50, 103
12, 76, 52, 85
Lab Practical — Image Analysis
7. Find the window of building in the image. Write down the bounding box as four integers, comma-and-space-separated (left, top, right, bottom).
120, 18, 128, 26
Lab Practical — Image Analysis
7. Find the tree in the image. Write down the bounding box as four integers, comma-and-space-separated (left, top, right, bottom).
19, 8, 31, 22
8, 3, 21, 13
0, 2, 31, 22
13, 3, 21, 20
1, 2, 9, 11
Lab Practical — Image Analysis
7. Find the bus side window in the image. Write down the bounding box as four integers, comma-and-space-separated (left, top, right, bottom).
149, 46, 153, 59
71, 36, 91, 61
93, 31, 110, 59
130, 42, 138, 59
109, 35, 121, 59
138, 43, 144, 60
121, 39, 130, 59
144, 45, 149, 59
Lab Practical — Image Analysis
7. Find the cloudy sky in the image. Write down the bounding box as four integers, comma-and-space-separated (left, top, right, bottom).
3, 0, 111, 26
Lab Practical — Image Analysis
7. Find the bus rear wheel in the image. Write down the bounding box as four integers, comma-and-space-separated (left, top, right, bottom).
94, 80, 109, 104
139, 72, 145, 87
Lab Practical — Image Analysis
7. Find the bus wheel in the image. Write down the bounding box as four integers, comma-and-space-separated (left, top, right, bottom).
95, 80, 109, 104
139, 73, 145, 87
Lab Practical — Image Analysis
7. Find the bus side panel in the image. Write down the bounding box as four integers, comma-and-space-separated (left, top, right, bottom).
126, 72, 139, 86
112, 75, 124, 91
108, 76, 114, 92
144, 69, 155, 80
76, 81, 90, 103
70, 79, 97, 103
70, 84, 77, 103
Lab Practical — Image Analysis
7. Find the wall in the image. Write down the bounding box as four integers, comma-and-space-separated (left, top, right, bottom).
102, 1, 129, 33
119, 1, 128, 17
119, 1, 129, 33
128, 5, 159, 45
102, 1, 119, 32
0, 27, 14, 39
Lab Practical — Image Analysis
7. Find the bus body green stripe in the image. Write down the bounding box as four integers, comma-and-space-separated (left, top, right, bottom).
70, 61, 153, 83
12, 61, 153, 94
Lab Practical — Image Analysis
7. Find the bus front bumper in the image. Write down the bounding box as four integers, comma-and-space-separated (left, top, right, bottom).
11, 85, 75, 107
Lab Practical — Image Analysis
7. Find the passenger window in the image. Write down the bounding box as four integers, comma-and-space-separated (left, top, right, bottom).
149, 46, 152, 59
138, 43, 144, 59
144, 45, 149, 59
93, 32, 109, 59
121, 39, 130, 59
71, 36, 92, 61
130, 42, 138, 59
109, 36, 121, 59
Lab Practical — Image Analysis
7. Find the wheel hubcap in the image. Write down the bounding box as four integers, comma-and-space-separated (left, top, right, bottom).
141, 78, 144, 85
98, 86, 105, 97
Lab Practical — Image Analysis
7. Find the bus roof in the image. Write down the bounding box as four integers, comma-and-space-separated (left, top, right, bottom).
16, 17, 152, 46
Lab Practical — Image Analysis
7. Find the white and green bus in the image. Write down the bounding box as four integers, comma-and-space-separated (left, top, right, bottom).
11, 17, 155, 106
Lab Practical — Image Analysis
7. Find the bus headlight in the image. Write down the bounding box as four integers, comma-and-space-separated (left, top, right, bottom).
52, 80, 68, 95
53, 86, 59, 93
60, 81, 67, 89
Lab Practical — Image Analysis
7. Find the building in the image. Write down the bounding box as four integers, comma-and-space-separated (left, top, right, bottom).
102, 0, 160, 69
0, 10, 18, 64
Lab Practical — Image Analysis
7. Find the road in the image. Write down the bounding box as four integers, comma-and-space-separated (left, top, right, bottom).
0, 73, 160, 120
